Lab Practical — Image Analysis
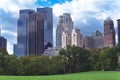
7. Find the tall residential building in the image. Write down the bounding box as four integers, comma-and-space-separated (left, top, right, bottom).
84, 30, 103, 49
62, 31, 67, 48
14, 9, 35, 57
75, 29, 84, 47
104, 17, 116, 47
71, 29, 77, 46
61, 29, 84, 48
56, 13, 74, 49
117, 19, 120, 44
92, 30, 103, 48
61, 31, 71, 48
37, 7, 53, 49
84, 36, 94, 49
28, 12, 44, 56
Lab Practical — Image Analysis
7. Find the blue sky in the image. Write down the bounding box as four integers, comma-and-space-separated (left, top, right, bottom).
0, 0, 120, 54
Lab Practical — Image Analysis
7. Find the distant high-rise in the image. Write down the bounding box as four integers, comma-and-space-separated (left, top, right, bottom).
0, 36, 7, 49
62, 31, 71, 48
0, 29, 7, 50
84, 30, 103, 49
37, 7, 53, 49
56, 13, 74, 49
92, 30, 103, 48
61, 29, 84, 48
0, 30, 7, 50
75, 29, 84, 47
71, 29, 77, 46
117, 19, 120, 44
14, 9, 35, 57
62, 31, 67, 48
28, 12, 44, 56
104, 17, 116, 47
84, 36, 94, 49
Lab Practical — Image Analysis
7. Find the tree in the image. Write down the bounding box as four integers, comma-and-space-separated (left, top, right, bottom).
3, 55, 24, 75
115, 44, 120, 68
98, 47, 118, 70
90, 49, 101, 70
50, 55, 66, 74
19, 56, 32, 75
0, 50, 9, 75
59, 45, 91, 73
0, 53, 5, 74
26, 56, 51, 75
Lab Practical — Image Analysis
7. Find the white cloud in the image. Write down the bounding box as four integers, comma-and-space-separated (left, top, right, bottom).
1, 30, 17, 37
1, 0, 120, 54
7, 41, 14, 55
0, 0, 37, 18
1, 29, 17, 55
53, 0, 120, 26
52, 0, 120, 44
53, 0, 99, 21
0, 0, 37, 55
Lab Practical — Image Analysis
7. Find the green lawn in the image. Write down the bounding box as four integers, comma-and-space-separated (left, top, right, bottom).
0, 71, 120, 80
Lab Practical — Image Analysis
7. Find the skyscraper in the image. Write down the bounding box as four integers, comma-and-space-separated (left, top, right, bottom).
84, 36, 94, 49
104, 17, 116, 47
84, 30, 103, 49
37, 7, 53, 49
0, 36, 7, 50
14, 9, 35, 57
92, 30, 103, 48
62, 31, 67, 48
71, 29, 77, 46
28, 12, 44, 56
117, 19, 120, 44
75, 29, 84, 47
61, 31, 71, 48
0, 31, 7, 50
56, 13, 74, 49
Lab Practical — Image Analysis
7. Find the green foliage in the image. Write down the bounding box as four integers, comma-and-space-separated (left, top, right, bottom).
28, 56, 51, 75
3, 55, 24, 75
50, 55, 66, 74
115, 44, 120, 68
0, 46, 119, 75
98, 47, 118, 70
89, 49, 102, 70
59, 45, 91, 73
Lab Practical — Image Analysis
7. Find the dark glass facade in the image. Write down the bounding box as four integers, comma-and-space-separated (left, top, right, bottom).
14, 9, 35, 57
117, 19, 120, 44
37, 7, 53, 49
0, 36, 7, 50
28, 12, 44, 56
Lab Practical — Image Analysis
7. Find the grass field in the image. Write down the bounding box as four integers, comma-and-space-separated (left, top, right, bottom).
0, 71, 120, 80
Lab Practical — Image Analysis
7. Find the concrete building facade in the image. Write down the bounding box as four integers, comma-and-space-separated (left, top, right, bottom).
84, 30, 103, 49
56, 13, 74, 49
104, 17, 116, 47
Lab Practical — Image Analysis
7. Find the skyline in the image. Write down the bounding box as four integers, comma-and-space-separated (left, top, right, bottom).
0, 0, 120, 54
